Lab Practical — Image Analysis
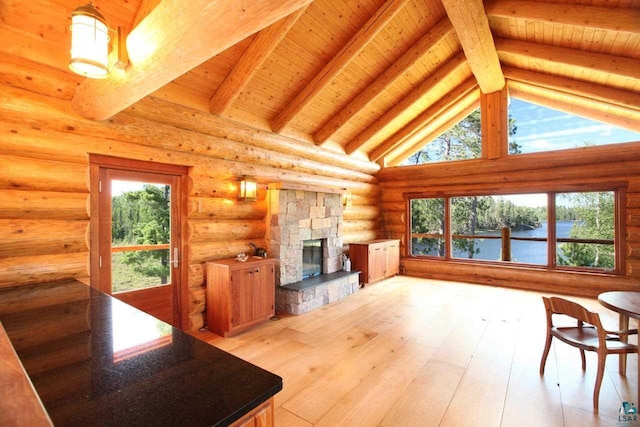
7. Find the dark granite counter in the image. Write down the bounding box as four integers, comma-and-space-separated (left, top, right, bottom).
0, 280, 282, 426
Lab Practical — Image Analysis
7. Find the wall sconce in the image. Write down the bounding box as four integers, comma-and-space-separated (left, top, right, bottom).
238, 176, 257, 202
69, 3, 110, 78
69, 3, 129, 79
342, 190, 352, 207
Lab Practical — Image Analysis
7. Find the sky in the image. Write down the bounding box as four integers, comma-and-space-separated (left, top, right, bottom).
111, 180, 167, 196
508, 98, 640, 153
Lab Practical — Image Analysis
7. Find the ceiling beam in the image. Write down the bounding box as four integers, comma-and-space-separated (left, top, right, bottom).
486, 0, 640, 34
131, 0, 161, 28
440, 0, 505, 93
503, 66, 640, 113
345, 51, 469, 154
313, 18, 454, 145
508, 80, 640, 134
385, 94, 480, 166
209, 7, 307, 116
370, 78, 478, 161
496, 38, 640, 83
270, 0, 410, 133
71, 0, 313, 121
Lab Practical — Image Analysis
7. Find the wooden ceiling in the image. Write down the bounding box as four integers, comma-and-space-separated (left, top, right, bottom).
2, 0, 639, 167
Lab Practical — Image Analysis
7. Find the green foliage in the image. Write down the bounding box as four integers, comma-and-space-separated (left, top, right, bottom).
410, 198, 445, 256
557, 192, 615, 269
405, 110, 521, 164
112, 184, 171, 286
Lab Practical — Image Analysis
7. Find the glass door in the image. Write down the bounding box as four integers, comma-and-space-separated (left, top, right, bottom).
99, 169, 181, 326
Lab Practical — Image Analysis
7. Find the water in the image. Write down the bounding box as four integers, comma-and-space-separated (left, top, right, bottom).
444, 221, 574, 264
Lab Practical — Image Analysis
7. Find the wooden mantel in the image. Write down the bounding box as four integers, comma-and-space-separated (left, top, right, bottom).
267, 182, 346, 195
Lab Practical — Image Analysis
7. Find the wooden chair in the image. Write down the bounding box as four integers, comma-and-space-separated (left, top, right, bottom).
540, 296, 638, 413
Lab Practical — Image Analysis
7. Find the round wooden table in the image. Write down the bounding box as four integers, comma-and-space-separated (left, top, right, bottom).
598, 291, 640, 401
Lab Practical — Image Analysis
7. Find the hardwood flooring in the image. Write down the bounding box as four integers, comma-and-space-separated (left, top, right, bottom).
191, 276, 638, 426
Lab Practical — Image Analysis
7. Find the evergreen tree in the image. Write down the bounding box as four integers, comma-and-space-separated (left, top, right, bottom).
112, 185, 171, 284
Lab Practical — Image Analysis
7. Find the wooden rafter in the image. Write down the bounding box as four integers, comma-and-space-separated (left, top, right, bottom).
269, 0, 410, 133
131, 0, 161, 28
440, 0, 505, 94
313, 18, 455, 145
385, 93, 480, 166
508, 80, 640, 133
345, 51, 469, 155
503, 67, 640, 113
71, 0, 312, 121
486, 0, 640, 34
209, 7, 307, 116
370, 78, 478, 161
496, 38, 640, 83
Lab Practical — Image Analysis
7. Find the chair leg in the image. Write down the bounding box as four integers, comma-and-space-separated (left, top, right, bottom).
593, 351, 607, 414
580, 349, 586, 370
540, 333, 553, 375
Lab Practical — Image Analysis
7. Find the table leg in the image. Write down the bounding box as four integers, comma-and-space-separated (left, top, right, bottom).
620, 314, 629, 375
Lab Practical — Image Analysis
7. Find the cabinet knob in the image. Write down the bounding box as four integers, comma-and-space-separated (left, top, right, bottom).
254, 268, 260, 272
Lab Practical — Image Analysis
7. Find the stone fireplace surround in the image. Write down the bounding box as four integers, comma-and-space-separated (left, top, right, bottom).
266, 185, 359, 315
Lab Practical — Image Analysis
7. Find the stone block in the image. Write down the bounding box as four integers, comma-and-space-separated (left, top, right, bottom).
299, 228, 312, 241
310, 206, 325, 219
299, 218, 311, 229
316, 193, 325, 207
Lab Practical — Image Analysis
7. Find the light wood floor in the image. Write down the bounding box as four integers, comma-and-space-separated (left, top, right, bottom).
192, 276, 638, 427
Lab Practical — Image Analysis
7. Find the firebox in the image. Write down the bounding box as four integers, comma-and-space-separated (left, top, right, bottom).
302, 239, 324, 279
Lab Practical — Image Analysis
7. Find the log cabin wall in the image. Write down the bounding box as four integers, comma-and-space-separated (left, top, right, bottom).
377, 141, 640, 297
0, 58, 383, 330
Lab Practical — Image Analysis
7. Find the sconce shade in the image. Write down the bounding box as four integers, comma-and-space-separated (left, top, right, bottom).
238, 176, 257, 201
342, 191, 353, 207
69, 3, 110, 79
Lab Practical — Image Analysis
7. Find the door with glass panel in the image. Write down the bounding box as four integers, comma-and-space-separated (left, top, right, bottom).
98, 168, 182, 326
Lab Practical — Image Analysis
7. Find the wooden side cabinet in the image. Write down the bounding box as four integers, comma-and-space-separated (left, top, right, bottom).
206, 257, 275, 337
349, 239, 400, 285
229, 397, 274, 427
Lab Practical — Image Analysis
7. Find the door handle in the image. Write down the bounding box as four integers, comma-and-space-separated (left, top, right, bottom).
169, 247, 179, 268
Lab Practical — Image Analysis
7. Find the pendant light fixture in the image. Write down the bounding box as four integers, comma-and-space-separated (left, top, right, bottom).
69, 2, 110, 79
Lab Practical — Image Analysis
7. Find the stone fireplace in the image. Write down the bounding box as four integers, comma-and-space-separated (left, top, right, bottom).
266, 187, 343, 286
267, 185, 360, 315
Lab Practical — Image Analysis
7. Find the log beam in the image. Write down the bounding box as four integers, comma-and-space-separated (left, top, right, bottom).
441, 0, 505, 93
345, 52, 469, 155
270, 0, 410, 133
503, 66, 640, 113
209, 7, 307, 115
496, 38, 640, 83
481, 87, 509, 159
486, 0, 640, 34
71, 0, 313, 120
370, 78, 478, 161
313, 18, 454, 144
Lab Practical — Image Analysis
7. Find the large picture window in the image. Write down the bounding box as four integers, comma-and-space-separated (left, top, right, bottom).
408, 190, 621, 273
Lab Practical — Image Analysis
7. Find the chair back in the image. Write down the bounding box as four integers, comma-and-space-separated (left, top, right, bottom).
542, 296, 604, 331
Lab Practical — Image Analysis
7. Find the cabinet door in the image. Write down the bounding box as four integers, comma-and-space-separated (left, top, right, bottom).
368, 245, 387, 282
230, 268, 253, 328
385, 242, 400, 276
253, 263, 275, 320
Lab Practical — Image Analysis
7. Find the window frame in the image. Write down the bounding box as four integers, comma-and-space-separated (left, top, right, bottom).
404, 184, 626, 275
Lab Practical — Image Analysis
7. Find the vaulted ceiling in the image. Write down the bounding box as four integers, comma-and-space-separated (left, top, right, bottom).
2, 0, 639, 167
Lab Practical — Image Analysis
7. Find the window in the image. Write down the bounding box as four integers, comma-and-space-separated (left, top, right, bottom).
508, 98, 640, 154
408, 190, 620, 273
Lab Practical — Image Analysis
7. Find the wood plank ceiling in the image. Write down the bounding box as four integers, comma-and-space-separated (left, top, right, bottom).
2, 0, 639, 167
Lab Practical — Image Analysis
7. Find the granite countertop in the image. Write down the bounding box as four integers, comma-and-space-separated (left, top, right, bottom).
0, 280, 282, 426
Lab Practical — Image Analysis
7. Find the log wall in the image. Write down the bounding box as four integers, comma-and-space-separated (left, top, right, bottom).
377, 142, 640, 297
0, 60, 383, 330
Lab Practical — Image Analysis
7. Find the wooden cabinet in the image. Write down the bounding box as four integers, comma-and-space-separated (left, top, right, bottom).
230, 397, 274, 427
206, 257, 275, 337
349, 239, 400, 285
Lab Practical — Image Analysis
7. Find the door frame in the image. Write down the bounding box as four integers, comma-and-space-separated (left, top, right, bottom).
89, 154, 190, 330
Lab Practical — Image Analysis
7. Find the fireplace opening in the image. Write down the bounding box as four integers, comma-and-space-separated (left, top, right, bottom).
302, 239, 324, 279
